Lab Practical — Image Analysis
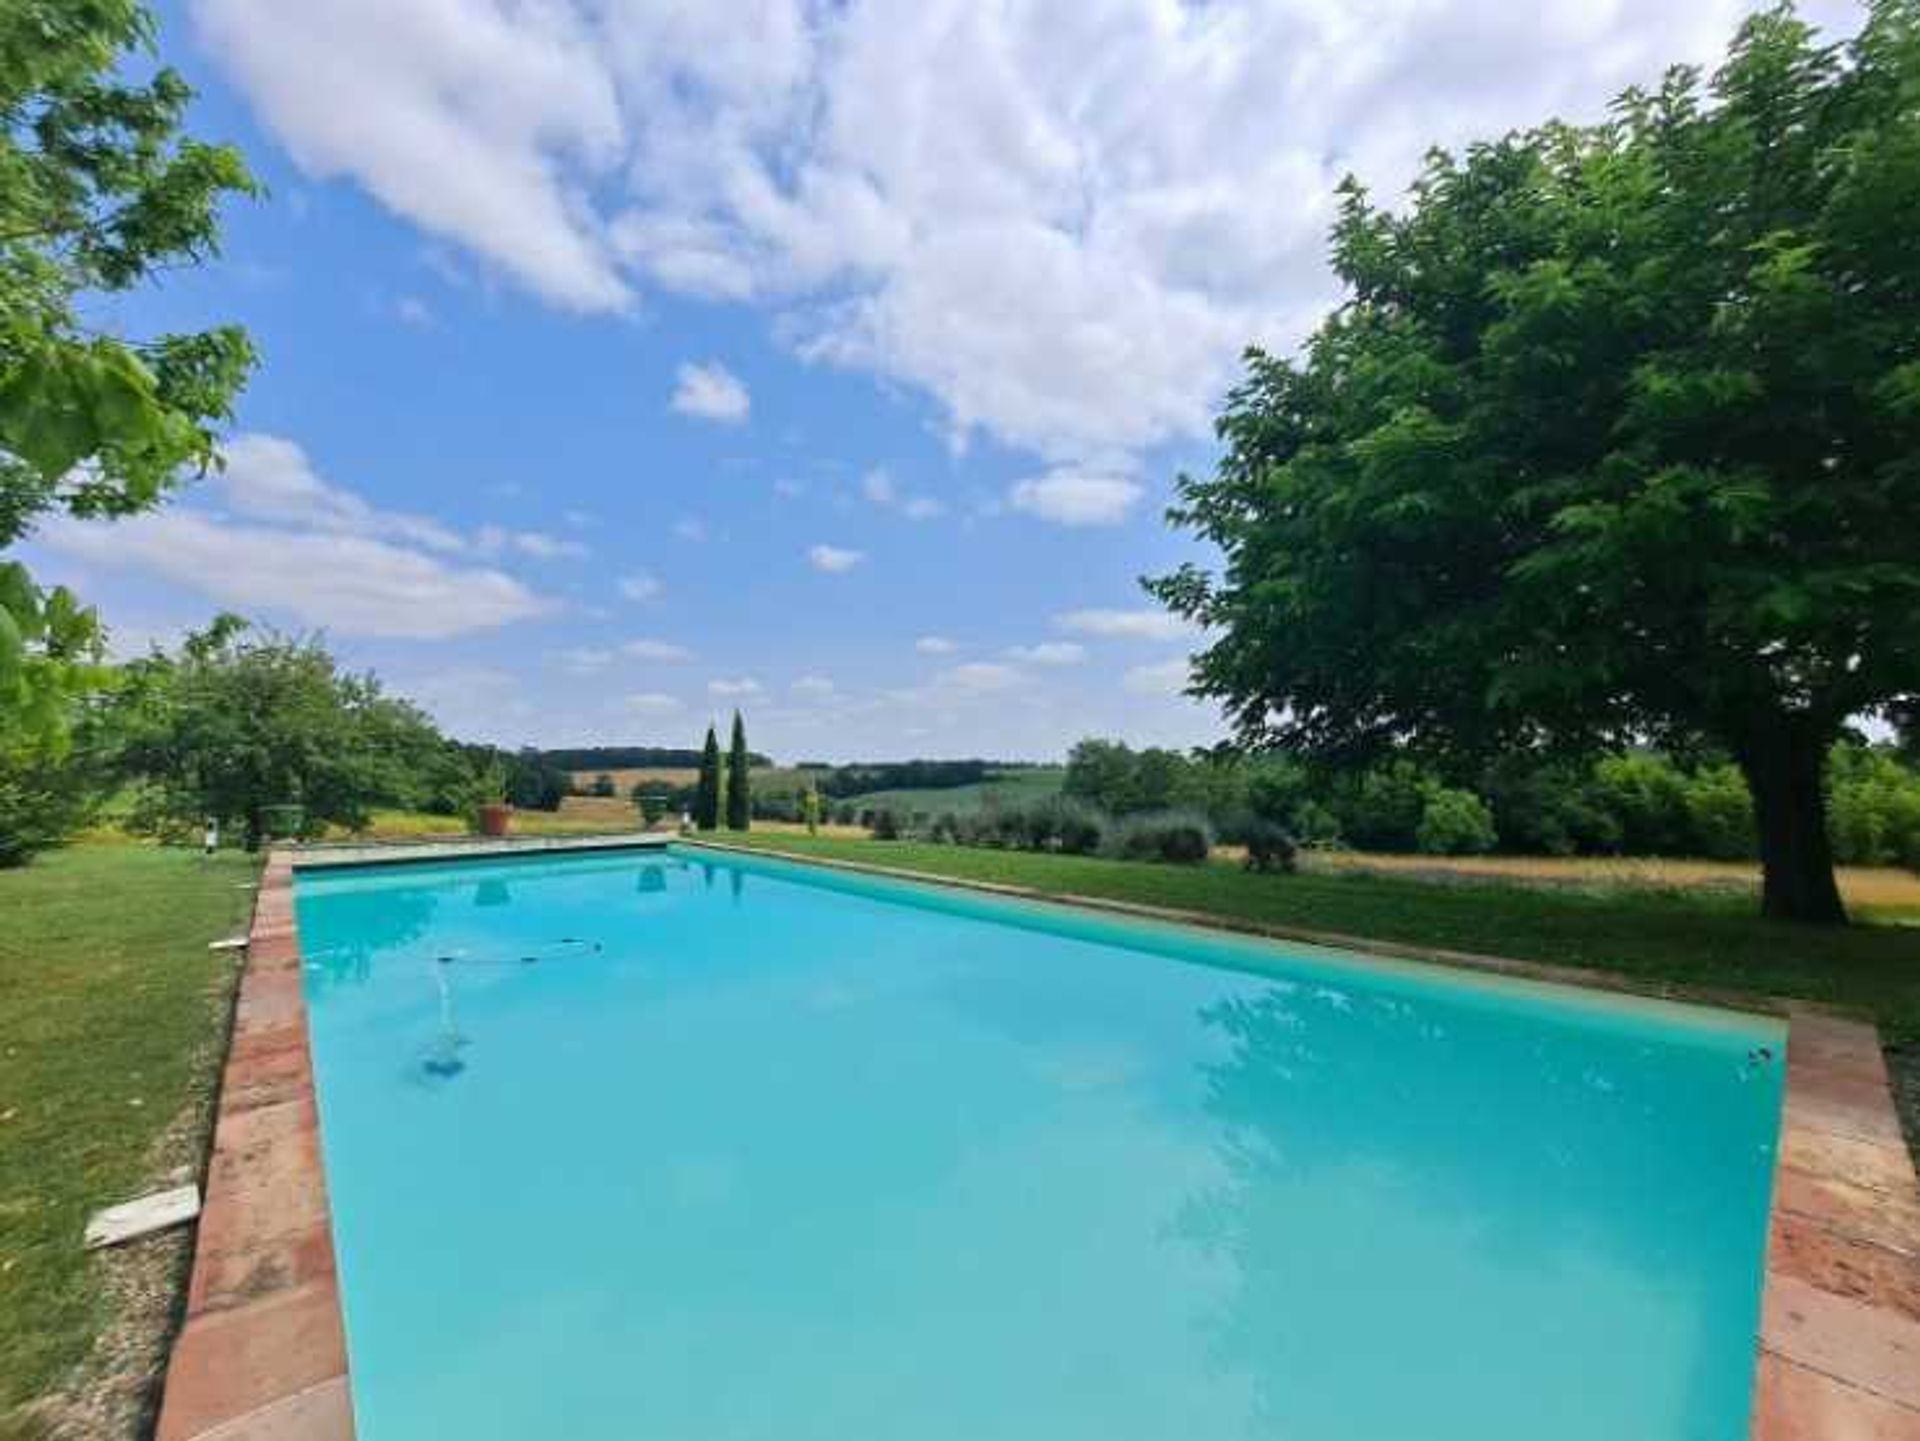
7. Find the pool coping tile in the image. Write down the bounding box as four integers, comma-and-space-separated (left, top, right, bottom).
156, 853, 354, 1441
155, 840, 1920, 1440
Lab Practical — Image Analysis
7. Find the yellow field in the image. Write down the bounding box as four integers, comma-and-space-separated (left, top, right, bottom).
568, 766, 812, 793
1303, 850, 1920, 914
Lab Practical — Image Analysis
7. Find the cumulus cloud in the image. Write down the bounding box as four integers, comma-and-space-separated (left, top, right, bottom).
477, 525, 588, 560
553, 646, 614, 675
1005, 642, 1086, 666
793, 673, 836, 697
191, 0, 1784, 466
624, 692, 683, 715
807, 543, 865, 573
1054, 607, 1194, 641
862, 465, 946, 520
623, 638, 692, 661
618, 571, 664, 601
42, 511, 552, 640
915, 635, 956, 655
709, 677, 763, 696
932, 662, 1020, 694
191, 0, 629, 311
214, 432, 463, 552
670, 361, 750, 422
1122, 657, 1191, 696
1007, 471, 1144, 527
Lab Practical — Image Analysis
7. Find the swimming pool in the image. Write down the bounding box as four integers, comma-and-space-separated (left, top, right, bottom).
294, 845, 1785, 1440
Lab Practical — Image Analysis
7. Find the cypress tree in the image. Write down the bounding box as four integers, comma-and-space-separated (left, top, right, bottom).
726, 711, 752, 831
694, 724, 722, 831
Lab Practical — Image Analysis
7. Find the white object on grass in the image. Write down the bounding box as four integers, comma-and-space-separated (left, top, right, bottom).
208, 936, 249, 951
85, 1185, 201, 1249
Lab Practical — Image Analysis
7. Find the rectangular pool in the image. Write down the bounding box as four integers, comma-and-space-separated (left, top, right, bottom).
294, 846, 1784, 1440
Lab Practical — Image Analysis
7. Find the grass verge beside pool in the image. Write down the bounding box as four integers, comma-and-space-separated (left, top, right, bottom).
0, 844, 258, 1439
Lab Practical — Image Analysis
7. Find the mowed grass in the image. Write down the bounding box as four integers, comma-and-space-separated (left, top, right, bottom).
702, 832, 1920, 1044
0, 844, 259, 1423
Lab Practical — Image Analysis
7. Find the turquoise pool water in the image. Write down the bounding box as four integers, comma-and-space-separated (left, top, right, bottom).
295, 846, 1784, 1441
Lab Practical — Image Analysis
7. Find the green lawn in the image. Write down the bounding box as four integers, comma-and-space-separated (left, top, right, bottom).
704, 832, 1920, 1044
0, 844, 258, 1428
842, 766, 1066, 816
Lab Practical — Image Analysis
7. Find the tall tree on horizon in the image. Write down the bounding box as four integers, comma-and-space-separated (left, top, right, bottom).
725, 712, 752, 831
1149, 2, 1920, 925
693, 724, 722, 831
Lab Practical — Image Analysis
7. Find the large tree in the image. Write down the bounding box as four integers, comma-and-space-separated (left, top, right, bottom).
113, 616, 456, 848
1149, 3, 1920, 924
0, 1, 256, 859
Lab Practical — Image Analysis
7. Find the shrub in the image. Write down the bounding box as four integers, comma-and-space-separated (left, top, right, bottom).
1683, 764, 1757, 859
869, 807, 901, 840
1221, 813, 1297, 873
590, 772, 617, 798
1415, 785, 1497, 855
1106, 809, 1212, 864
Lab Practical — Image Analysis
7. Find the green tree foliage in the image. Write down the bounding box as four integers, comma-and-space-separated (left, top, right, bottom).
693, 724, 722, 831
800, 783, 823, 835
1415, 786, 1498, 856
111, 616, 455, 847
1149, 4, 1920, 922
1, 0, 256, 861
725, 712, 751, 830
589, 772, 616, 798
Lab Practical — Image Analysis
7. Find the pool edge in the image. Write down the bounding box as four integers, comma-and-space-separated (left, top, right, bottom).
154, 843, 1920, 1440
156, 851, 356, 1441
684, 840, 1920, 1438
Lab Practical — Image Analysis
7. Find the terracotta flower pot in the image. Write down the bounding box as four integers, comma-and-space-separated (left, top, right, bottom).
477, 802, 513, 837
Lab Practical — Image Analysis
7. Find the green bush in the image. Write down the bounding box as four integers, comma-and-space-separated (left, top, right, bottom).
1415, 785, 1497, 855
1222, 814, 1297, 873
1828, 744, 1920, 867
1683, 764, 1757, 860
1105, 810, 1213, 864
869, 808, 901, 840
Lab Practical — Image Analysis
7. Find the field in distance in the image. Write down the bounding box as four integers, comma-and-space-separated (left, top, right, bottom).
842, 766, 1066, 814
568, 766, 814, 793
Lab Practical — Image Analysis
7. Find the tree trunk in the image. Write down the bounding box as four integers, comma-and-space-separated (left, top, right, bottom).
1736, 722, 1847, 926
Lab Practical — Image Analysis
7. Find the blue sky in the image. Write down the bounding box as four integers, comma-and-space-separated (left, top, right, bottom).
21, 0, 1861, 761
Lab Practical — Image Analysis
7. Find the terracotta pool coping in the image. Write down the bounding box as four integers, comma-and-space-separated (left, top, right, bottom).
155, 841, 1920, 1439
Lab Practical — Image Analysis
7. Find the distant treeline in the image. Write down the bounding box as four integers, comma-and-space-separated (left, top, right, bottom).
815, 759, 999, 797
538, 745, 772, 771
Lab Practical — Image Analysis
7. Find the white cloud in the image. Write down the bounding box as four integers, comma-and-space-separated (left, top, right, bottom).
1055, 607, 1193, 641
192, 1, 1788, 466
915, 635, 956, 655
191, 0, 630, 312
861, 465, 945, 520
1005, 642, 1086, 666
931, 662, 1021, 694
478, 525, 588, 560
807, 543, 864, 573
623, 638, 691, 661
672, 516, 708, 542
792, 673, 836, 697
1123, 658, 1191, 696
618, 571, 664, 602
42, 511, 552, 640
670, 360, 750, 423
214, 433, 463, 552
553, 646, 614, 675
1008, 471, 1144, 527
394, 294, 434, 327
624, 692, 683, 715
709, 676, 763, 696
